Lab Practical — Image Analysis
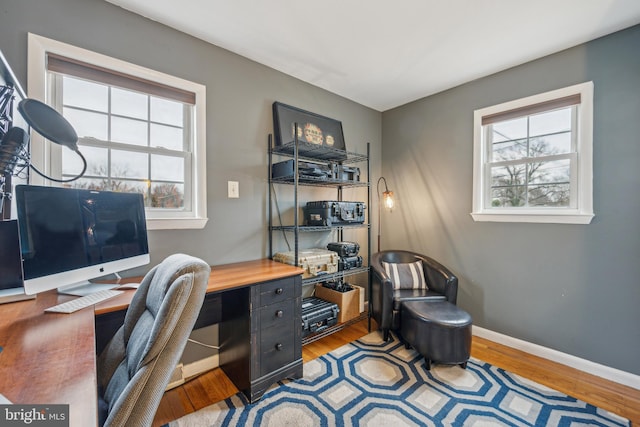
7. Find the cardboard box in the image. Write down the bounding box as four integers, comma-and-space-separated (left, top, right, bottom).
314, 284, 360, 323
352, 285, 366, 314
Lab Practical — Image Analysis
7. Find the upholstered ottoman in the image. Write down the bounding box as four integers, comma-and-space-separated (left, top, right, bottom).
400, 300, 472, 370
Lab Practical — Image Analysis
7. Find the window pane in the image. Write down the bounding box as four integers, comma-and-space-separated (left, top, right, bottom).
528, 184, 570, 207
529, 107, 571, 137
490, 117, 527, 143
68, 177, 111, 191
529, 133, 572, 157
529, 159, 570, 185
111, 150, 148, 179
111, 116, 148, 146
150, 123, 183, 150
67, 146, 108, 176
491, 138, 527, 162
64, 108, 108, 140
63, 76, 108, 112
490, 186, 526, 207
150, 183, 184, 208
109, 179, 148, 195
112, 88, 148, 120
491, 164, 526, 187
151, 154, 184, 181
150, 97, 183, 127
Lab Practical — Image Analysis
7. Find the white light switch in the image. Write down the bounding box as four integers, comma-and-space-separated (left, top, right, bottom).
228, 181, 239, 198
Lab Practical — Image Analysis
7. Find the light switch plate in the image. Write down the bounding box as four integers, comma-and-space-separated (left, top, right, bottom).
228, 181, 239, 198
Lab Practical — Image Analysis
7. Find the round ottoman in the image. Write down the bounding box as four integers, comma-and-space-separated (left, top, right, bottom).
400, 300, 472, 370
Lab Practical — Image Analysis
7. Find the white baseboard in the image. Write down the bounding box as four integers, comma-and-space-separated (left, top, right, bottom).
472, 325, 640, 391
166, 363, 185, 390
165, 355, 219, 391
182, 354, 218, 381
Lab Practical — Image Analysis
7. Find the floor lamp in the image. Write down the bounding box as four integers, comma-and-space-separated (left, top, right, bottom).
376, 176, 395, 253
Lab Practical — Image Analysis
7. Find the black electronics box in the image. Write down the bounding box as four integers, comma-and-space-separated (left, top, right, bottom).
338, 255, 363, 271
304, 201, 365, 226
272, 159, 332, 182
327, 241, 360, 257
337, 165, 360, 182
301, 297, 339, 337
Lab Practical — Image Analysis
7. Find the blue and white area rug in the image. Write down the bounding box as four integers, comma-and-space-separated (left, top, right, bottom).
168, 331, 629, 426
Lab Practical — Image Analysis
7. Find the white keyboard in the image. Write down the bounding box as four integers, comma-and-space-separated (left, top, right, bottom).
45, 289, 124, 314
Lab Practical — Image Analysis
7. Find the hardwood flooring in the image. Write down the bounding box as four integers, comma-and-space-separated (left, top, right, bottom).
153, 320, 640, 426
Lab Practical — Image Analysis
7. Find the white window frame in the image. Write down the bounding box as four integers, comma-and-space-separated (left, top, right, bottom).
27, 33, 208, 230
471, 82, 594, 224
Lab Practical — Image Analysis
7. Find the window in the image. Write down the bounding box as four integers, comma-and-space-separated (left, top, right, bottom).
27, 34, 207, 230
472, 82, 594, 224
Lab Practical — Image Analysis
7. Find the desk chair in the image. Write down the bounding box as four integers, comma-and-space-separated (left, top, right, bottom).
97, 254, 210, 427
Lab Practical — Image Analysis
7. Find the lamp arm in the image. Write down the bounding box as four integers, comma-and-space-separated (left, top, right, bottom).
376, 176, 387, 253
377, 176, 389, 194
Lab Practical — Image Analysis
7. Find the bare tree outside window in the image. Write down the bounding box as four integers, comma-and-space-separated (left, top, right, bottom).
488, 108, 572, 208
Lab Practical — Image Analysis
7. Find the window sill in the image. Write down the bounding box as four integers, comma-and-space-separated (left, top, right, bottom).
146, 217, 208, 230
470, 211, 594, 224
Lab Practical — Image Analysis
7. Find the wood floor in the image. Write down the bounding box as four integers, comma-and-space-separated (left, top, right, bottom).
153, 320, 640, 426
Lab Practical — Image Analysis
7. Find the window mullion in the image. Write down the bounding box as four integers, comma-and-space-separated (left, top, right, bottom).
78, 137, 186, 157
107, 86, 113, 189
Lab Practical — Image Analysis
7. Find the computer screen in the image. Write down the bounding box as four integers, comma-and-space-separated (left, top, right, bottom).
15, 185, 150, 295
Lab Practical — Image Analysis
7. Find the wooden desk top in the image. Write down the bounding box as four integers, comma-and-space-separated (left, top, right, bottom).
0, 259, 302, 426
96, 258, 304, 315
0, 290, 98, 426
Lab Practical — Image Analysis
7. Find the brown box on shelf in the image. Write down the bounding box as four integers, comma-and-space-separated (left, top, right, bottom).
352, 285, 366, 313
314, 284, 360, 323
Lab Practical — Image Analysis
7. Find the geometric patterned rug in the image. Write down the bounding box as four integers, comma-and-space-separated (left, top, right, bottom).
167, 331, 629, 427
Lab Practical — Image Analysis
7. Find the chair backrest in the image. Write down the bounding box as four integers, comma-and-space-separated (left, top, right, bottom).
374, 250, 421, 265
372, 250, 458, 303
97, 253, 210, 427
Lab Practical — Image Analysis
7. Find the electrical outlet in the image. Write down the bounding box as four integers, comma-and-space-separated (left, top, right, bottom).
228, 181, 239, 198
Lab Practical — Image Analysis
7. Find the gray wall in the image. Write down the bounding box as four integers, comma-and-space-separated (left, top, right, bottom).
0, 0, 382, 270
382, 25, 640, 375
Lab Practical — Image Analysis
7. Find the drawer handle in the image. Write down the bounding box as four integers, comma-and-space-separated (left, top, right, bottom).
275, 288, 283, 295
276, 310, 284, 318
275, 343, 283, 351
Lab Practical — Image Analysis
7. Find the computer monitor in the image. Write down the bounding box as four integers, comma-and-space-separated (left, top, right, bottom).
15, 185, 150, 296
0, 219, 34, 303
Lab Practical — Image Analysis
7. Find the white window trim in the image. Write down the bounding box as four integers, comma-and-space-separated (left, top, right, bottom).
27, 33, 208, 230
471, 82, 594, 224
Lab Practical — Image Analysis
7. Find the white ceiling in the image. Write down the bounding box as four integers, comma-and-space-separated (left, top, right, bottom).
105, 0, 640, 111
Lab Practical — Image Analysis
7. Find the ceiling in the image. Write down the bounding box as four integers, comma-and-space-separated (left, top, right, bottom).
105, 0, 640, 111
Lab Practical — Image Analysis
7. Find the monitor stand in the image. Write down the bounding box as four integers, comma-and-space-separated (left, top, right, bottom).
57, 281, 119, 297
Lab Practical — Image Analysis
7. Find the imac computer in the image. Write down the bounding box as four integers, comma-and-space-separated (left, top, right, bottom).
15, 185, 150, 296
0, 219, 35, 303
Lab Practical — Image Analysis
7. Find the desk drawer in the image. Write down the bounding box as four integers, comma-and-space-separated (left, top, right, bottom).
260, 299, 295, 330
260, 323, 295, 376
259, 278, 295, 306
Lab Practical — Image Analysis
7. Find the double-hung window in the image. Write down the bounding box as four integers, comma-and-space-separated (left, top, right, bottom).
472, 82, 594, 224
28, 34, 207, 230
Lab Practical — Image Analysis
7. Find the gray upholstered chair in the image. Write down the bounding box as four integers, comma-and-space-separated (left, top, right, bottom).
97, 253, 210, 427
371, 250, 458, 341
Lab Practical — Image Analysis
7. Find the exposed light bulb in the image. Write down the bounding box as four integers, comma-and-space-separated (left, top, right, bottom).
383, 190, 394, 210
